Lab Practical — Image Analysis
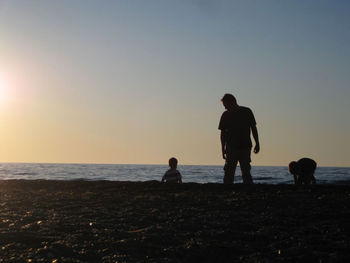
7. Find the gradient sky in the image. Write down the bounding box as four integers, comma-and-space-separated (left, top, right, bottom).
0, 0, 349, 166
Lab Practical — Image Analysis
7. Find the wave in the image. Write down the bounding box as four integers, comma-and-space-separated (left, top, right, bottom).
14, 172, 38, 176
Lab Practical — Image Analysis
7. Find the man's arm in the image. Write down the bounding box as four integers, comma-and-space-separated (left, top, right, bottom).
220, 131, 226, 159
251, 125, 260, 154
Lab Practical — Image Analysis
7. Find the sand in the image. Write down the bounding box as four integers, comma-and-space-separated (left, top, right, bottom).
0, 180, 349, 262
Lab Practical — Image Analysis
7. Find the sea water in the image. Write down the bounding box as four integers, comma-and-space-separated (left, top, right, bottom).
1, 163, 350, 184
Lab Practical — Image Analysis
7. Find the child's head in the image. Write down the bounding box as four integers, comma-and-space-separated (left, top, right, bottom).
168, 157, 178, 169
289, 161, 300, 175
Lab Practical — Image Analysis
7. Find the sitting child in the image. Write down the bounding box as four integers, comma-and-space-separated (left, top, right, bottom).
289, 157, 317, 185
161, 157, 182, 183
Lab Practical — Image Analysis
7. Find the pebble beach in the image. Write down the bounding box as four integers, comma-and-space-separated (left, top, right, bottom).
0, 180, 349, 262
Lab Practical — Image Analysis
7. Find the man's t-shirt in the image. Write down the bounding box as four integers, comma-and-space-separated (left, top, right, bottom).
162, 169, 182, 183
218, 106, 256, 149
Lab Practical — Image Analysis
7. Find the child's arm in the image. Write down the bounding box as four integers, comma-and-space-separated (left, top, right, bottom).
293, 174, 298, 185
295, 174, 303, 185
311, 173, 316, 184
178, 173, 182, 183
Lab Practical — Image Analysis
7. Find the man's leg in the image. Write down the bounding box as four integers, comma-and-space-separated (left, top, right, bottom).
239, 148, 253, 184
224, 146, 238, 184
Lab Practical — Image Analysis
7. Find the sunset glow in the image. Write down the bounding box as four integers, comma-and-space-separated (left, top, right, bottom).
0, 76, 6, 104
0, 1, 349, 166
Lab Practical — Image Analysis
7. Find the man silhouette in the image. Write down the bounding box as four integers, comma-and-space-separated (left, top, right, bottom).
218, 94, 260, 184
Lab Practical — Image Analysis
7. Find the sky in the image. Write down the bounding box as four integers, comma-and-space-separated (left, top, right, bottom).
0, 0, 349, 166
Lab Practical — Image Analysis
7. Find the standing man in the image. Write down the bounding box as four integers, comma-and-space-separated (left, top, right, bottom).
218, 94, 260, 184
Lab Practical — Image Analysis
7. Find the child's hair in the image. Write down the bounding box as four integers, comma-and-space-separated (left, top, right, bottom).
168, 157, 178, 169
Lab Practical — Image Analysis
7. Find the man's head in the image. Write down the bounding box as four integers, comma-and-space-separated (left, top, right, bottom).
221, 94, 238, 111
289, 161, 300, 175
169, 157, 178, 169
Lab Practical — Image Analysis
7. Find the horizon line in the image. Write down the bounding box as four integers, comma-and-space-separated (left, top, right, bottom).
0, 161, 349, 169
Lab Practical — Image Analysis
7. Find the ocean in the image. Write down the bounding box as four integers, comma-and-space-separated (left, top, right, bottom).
1, 163, 350, 184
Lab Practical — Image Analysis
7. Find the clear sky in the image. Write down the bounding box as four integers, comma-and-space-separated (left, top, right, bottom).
0, 0, 349, 166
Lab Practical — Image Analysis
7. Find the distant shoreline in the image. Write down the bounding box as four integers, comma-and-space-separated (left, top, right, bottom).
2, 178, 350, 185
1, 178, 350, 184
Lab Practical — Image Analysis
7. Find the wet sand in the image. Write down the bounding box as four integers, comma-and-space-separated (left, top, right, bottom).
0, 180, 349, 262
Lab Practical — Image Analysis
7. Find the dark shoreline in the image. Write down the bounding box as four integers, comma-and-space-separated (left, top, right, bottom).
0, 180, 349, 262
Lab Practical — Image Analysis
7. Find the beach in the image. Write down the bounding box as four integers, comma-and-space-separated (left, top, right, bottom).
0, 180, 349, 262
